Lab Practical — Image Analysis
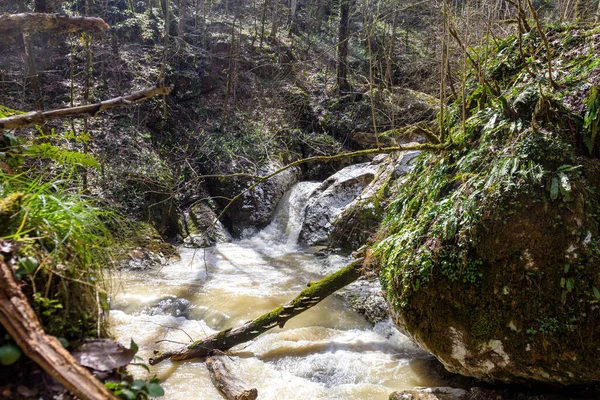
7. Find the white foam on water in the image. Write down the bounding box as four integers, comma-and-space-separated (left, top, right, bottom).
110, 182, 434, 399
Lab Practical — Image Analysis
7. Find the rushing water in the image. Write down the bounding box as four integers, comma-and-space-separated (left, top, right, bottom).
110, 182, 442, 399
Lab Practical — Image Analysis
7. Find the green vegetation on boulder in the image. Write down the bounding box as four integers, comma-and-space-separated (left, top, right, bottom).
375, 25, 600, 384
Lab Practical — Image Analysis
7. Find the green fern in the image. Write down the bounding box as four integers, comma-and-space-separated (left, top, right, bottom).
23, 143, 100, 169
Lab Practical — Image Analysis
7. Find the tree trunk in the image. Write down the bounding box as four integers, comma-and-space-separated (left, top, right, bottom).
179, 0, 188, 37
34, 0, 47, 12
337, 0, 352, 94
0, 255, 118, 400
149, 258, 365, 365
0, 13, 109, 36
206, 357, 258, 400
270, 0, 279, 39
314, 0, 324, 32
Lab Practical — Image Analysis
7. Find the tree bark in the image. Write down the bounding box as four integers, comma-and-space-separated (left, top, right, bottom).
0, 257, 118, 400
337, 0, 352, 94
149, 258, 365, 365
0, 85, 173, 130
270, 0, 279, 38
0, 13, 109, 36
34, 0, 47, 13
179, 0, 188, 37
206, 357, 258, 400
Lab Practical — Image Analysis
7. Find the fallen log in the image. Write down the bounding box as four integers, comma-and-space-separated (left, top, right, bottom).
0, 13, 109, 36
206, 357, 258, 400
149, 257, 365, 365
0, 255, 118, 400
0, 85, 173, 130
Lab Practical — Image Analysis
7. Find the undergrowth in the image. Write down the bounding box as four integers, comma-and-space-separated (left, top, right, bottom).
0, 171, 118, 343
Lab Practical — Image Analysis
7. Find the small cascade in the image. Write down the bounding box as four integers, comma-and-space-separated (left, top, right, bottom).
250, 181, 320, 246
110, 181, 440, 400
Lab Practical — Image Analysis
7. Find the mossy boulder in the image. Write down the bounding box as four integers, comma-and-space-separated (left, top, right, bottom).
182, 201, 231, 247
376, 98, 600, 384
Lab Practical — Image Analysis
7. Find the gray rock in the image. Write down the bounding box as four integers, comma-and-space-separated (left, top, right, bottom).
209, 160, 301, 237
299, 162, 378, 246
147, 297, 192, 318
336, 277, 389, 324
390, 387, 468, 400
327, 150, 421, 250
123, 247, 167, 270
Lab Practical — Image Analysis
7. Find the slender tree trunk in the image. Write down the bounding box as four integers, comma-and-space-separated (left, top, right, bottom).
270, 0, 279, 39
314, 0, 324, 32
439, 0, 449, 142
179, 0, 188, 38
337, 0, 352, 94
289, 0, 298, 36
34, 0, 48, 12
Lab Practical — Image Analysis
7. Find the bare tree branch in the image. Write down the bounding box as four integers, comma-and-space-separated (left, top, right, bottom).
0, 86, 174, 130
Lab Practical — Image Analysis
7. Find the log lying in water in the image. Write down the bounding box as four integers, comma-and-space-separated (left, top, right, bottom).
206, 357, 258, 400
149, 257, 365, 365
0, 255, 117, 400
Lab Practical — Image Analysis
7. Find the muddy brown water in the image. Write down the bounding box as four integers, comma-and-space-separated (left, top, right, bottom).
110, 182, 444, 399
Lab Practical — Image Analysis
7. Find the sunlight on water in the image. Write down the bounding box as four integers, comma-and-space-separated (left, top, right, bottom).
110, 182, 439, 399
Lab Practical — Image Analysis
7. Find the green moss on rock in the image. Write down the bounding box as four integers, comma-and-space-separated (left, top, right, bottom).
375, 25, 600, 385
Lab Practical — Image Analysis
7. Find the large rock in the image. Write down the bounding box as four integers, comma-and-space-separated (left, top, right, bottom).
182, 201, 231, 247
329, 151, 421, 250
299, 162, 379, 246
208, 160, 301, 237
376, 104, 600, 385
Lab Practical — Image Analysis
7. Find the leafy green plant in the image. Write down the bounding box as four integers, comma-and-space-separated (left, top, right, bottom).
105, 340, 165, 399
0, 335, 21, 366
105, 378, 164, 400
549, 165, 581, 202
0, 171, 120, 341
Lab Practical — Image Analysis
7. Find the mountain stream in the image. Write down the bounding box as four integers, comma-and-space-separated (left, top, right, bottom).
110, 182, 444, 399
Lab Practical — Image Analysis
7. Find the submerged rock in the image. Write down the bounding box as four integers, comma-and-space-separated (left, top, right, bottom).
147, 297, 191, 318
